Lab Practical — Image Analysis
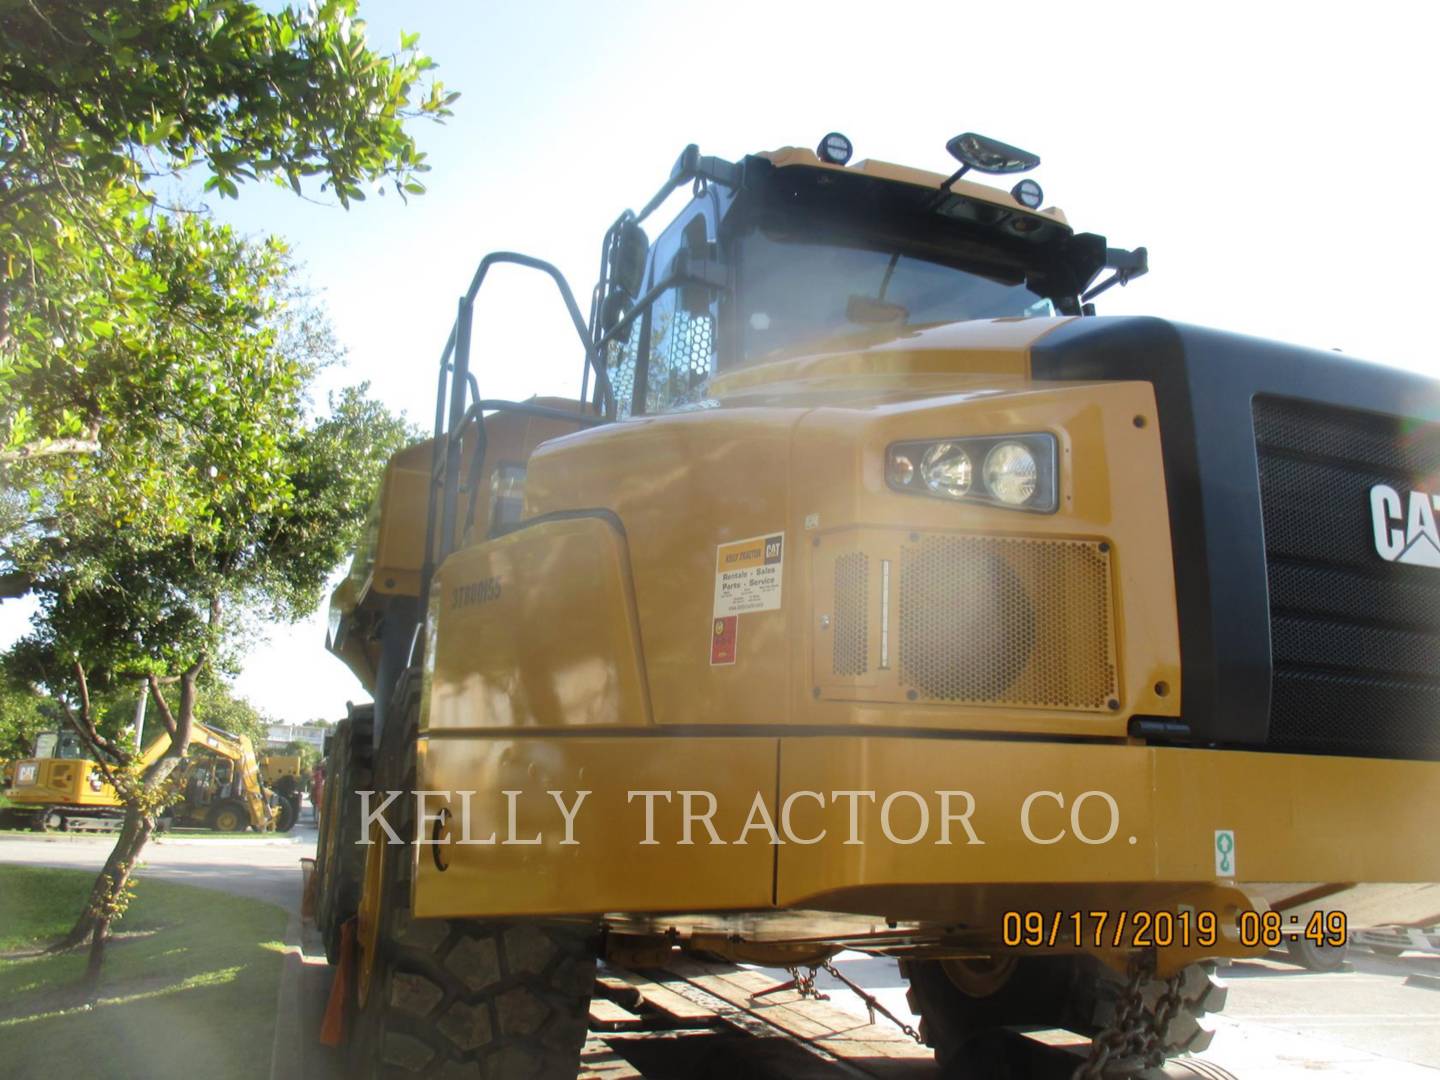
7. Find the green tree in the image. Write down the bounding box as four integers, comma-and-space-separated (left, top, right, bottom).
0, 0, 452, 535
278, 739, 321, 774
190, 681, 271, 749
0, 0, 438, 979
0, 678, 54, 761
91, 678, 271, 750
7, 371, 409, 966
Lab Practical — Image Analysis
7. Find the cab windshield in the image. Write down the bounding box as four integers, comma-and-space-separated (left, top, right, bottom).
737, 230, 1055, 361
33, 729, 89, 760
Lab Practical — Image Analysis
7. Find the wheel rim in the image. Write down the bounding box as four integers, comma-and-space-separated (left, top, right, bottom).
941, 955, 1019, 998
215, 809, 240, 831
355, 821, 387, 1007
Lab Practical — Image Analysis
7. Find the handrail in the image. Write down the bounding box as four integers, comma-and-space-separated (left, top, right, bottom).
420, 252, 615, 608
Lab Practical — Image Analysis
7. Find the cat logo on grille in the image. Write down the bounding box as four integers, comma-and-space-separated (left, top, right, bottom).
1371, 485, 1440, 568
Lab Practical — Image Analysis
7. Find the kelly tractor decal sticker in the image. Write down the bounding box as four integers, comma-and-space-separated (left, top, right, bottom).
714, 532, 785, 616
710, 532, 784, 664
1371, 485, 1440, 568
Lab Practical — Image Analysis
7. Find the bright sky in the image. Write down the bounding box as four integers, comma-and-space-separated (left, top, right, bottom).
4, 1, 1437, 721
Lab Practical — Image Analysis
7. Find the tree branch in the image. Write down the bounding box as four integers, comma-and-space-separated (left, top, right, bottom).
146, 675, 178, 740
0, 571, 35, 599
57, 662, 129, 767
0, 433, 102, 463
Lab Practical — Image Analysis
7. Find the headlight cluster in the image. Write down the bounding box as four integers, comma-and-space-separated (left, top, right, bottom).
886, 433, 1058, 512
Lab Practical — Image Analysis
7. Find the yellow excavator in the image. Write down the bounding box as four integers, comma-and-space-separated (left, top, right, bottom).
2, 722, 288, 833
314, 131, 1440, 1077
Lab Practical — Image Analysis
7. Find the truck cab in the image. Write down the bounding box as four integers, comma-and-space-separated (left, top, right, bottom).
594, 138, 1112, 423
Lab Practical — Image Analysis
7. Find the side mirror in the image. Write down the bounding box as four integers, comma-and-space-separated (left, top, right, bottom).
946, 132, 1040, 175
610, 220, 648, 300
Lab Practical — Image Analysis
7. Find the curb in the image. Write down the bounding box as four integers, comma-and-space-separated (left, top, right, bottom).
269, 908, 305, 1080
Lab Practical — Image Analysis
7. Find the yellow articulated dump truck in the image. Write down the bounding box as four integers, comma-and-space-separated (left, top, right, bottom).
316, 131, 1440, 1078
4, 723, 288, 833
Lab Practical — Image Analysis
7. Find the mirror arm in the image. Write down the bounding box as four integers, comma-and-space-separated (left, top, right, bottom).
926, 164, 972, 211
636, 146, 740, 224
1081, 246, 1149, 303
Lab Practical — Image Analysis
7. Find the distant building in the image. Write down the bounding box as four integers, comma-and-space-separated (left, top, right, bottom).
265, 722, 327, 750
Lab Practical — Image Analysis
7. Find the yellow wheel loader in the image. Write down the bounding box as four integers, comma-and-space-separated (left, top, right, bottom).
316, 131, 1440, 1078
3, 722, 286, 833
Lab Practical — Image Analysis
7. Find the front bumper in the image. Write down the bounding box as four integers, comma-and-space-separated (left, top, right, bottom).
412, 733, 1440, 926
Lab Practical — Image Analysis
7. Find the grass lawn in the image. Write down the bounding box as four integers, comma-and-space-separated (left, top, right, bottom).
0, 865, 287, 1080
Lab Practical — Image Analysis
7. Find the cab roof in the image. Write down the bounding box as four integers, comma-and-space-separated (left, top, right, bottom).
755, 146, 1070, 228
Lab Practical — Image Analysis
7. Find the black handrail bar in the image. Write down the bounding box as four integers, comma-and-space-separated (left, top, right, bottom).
419, 253, 615, 608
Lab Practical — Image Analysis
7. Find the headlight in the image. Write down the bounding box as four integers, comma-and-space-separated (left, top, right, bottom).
920, 442, 973, 497
984, 441, 1038, 505
886, 432, 1057, 512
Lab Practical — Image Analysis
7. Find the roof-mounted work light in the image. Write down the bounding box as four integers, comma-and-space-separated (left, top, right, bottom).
1011, 178, 1044, 209
816, 132, 853, 165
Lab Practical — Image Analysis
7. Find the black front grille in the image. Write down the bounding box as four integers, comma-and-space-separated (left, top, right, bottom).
1255, 395, 1440, 758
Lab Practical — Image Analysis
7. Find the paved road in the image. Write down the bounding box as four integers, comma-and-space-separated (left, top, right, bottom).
7, 828, 1439, 1077
0, 822, 317, 915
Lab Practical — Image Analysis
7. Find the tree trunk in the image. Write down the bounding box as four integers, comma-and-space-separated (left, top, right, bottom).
51, 658, 202, 979
55, 802, 153, 955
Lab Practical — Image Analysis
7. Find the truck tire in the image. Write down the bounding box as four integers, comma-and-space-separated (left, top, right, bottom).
318, 710, 373, 964
349, 702, 596, 1079
274, 794, 298, 833
1287, 936, 1349, 971
352, 849, 596, 1078
209, 800, 248, 833
902, 955, 1225, 1074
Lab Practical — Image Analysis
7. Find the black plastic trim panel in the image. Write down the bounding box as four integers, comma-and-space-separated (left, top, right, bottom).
1031, 317, 1440, 753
